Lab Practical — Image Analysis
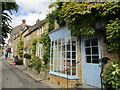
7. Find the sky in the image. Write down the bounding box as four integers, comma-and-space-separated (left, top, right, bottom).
5, 0, 55, 44
10, 0, 52, 27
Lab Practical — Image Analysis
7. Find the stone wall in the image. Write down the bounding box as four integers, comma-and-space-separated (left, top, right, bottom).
48, 74, 79, 88
100, 36, 120, 61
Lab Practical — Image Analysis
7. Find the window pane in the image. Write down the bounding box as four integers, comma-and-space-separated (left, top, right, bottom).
66, 38, 70, 44
92, 56, 99, 64
67, 68, 70, 75
67, 52, 71, 58
91, 38, 98, 46
54, 66, 57, 72
62, 45, 65, 51
72, 37, 76, 43
67, 44, 70, 51
61, 60, 65, 67
61, 52, 65, 58
62, 38, 65, 44
72, 52, 76, 59
92, 47, 98, 54
51, 59, 53, 64
54, 53, 57, 58
52, 41, 54, 46
58, 46, 61, 52
53, 59, 57, 65
54, 47, 57, 52
85, 40, 90, 47
51, 53, 53, 58
51, 47, 53, 52
86, 56, 91, 63
72, 68, 76, 75
72, 44, 76, 51
51, 66, 53, 71
57, 60, 60, 66
58, 66, 61, 73
55, 40, 57, 46
72, 60, 76, 67
67, 60, 70, 67
53, 66, 55, 72
85, 48, 91, 54
62, 67, 65, 74
58, 39, 61, 45
57, 53, 60, 58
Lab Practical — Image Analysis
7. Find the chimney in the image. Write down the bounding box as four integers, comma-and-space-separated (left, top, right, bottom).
22, 20, 26, 24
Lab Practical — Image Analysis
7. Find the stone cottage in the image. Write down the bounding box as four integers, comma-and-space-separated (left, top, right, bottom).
48, 25, 120, 88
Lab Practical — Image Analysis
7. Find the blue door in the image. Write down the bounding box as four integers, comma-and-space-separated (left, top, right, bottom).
81, 36, 102, 88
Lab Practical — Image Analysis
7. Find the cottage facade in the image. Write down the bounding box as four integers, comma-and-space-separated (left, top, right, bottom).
10, 20, 29, 57
48, 26, 120, 88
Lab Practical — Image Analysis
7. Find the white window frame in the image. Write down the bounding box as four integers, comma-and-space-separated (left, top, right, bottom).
39, 26, 43, 35
83, 36, 102, 64
37, 44, 43, 58
49, 36, 78, 79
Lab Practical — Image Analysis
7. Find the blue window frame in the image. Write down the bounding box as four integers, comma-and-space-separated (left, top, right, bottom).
50, 36, 78, 79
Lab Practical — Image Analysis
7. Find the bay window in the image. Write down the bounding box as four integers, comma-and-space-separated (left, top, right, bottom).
50, 36, 78, 79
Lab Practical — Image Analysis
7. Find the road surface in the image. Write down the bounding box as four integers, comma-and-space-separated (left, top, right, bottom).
2, 59, 53, 89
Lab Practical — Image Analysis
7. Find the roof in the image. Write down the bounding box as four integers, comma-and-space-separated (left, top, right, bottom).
10, 24, 30, 41
24, 20, 46, 37
48, 26, 66, 35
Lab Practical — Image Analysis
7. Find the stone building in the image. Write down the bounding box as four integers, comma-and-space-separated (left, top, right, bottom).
10, 20, 29, 57
48, 25, 120, 88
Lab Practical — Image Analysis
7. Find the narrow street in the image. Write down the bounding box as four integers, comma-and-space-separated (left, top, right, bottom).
2, 59, 52, 89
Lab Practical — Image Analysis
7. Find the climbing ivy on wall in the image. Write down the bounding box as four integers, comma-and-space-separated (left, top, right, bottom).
31, 38, 38, 59
17, 33, 24, 58
39, 33, 50, 65
106, 18, 120, 53
47, 2, 120, 54
46, 2, 65, 32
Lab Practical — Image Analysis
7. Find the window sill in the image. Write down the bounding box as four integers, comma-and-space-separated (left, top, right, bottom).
49, 71, 79, 79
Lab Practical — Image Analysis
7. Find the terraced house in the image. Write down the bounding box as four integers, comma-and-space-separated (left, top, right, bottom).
10, 19, 48, 65
10, 20, 29, 58
23, 19, 47, 66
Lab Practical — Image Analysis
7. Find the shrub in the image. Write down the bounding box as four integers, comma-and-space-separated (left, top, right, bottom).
16, 59, 23, 65
24, 54, 31, 59
102, 61, 120, 89
28, 57, 43, 73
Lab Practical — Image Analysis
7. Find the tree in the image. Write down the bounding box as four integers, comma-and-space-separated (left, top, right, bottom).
2, 1, 18, 45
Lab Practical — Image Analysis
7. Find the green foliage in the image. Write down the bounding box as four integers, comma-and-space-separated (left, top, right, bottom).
106, 18, 120, 53
28, 56, 42, 73
17, 40, 24, 58
24, 54, 31, 59
2, 1, 18, 45
98, 2, 120, 16
16, 59, 23, 65
46, 2, 65, 32
102, 61, 120, 89
31, 38, 38, 58
39, 33, 50, 65
47, 2, 120, 53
